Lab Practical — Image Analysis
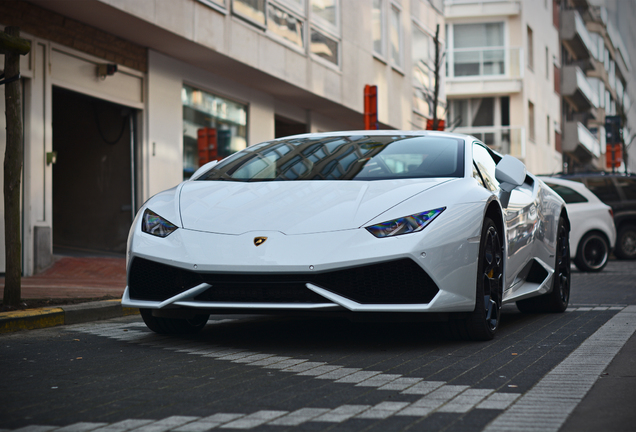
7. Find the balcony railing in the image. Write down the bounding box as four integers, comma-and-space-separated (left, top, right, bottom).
446, 47, 523, 80
452, 126, 526, 158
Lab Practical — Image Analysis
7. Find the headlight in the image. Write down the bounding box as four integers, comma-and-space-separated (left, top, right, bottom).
365, 207, 445, 238
141, 209, 178, 237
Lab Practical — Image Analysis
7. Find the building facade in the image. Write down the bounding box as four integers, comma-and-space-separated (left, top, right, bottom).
558, 0, 632, 173
443, 0, 562, 175
0, 0, 445, 275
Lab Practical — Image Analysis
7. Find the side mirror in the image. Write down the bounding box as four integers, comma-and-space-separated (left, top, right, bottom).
495, 155, 526, 207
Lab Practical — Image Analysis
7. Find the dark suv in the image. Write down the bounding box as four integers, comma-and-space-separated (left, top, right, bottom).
558, 173, 636, 260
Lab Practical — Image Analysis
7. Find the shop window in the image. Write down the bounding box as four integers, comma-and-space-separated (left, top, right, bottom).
182, 85, 248, 180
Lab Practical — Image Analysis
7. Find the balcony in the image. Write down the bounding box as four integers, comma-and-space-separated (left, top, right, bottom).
446, 47, 523, 97
562, 65, 598, 111
563, 121, 601, 160
444, 0, 521, 19
561, 9, 597, 60
452, 126, 526, 159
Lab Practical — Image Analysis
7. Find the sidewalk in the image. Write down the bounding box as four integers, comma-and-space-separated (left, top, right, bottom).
0, 255, 135, 333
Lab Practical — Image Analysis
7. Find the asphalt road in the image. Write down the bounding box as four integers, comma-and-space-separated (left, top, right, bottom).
1, 260, 635, 432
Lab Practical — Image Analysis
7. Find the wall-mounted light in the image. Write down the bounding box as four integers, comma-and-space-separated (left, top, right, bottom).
97, 63, 118, 80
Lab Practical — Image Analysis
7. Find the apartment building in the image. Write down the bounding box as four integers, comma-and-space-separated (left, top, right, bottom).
443, 0, 562, 175
0, 0, 445, 275
559, 0, 632, 173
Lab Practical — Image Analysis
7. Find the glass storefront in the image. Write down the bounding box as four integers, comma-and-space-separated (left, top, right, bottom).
182, 85, 248, 179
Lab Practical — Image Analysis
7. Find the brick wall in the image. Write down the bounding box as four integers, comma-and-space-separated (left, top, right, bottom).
0, 1, 147, 72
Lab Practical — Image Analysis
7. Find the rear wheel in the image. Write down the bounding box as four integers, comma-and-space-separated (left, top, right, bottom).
140, 309, 209, 334
614, 224, 636, 260
517, 216, 570, 313
452, 217, 503, 341
574, 232, 609, 272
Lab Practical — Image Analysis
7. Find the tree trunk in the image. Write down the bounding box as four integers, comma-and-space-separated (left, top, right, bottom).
3, 26, 28, 308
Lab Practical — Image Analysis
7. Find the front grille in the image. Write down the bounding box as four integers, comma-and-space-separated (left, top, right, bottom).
128, 257, 439, 304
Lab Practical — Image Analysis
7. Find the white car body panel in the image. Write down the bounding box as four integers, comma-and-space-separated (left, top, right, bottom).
122, 131, 568, 320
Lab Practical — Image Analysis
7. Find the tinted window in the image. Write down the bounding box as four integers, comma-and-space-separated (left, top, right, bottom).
472, 143, 499, 191
584, 177, 620, 202
615, 177, 636, 200
546, 183, 588, 204
198, 135, 465, 181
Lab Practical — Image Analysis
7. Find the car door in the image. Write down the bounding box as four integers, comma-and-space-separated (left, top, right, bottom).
472, 142, 536, 290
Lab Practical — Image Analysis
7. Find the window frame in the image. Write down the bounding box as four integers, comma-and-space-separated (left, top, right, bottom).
389, 2, 404, 70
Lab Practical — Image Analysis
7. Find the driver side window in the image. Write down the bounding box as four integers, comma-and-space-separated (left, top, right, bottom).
472, 143, 500, 192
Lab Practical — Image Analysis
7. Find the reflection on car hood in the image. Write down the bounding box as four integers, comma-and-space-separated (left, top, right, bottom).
179, 179, 452, 235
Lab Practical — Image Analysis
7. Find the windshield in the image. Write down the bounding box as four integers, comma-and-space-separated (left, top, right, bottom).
198, 134, 465, 181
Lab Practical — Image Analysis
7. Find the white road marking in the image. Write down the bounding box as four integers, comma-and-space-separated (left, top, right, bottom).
26, 306, 623, 430
484, 305, 636, 432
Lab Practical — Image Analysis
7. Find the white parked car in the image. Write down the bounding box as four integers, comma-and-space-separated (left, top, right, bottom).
542, 177, 616, 272
123, 131, 571, 340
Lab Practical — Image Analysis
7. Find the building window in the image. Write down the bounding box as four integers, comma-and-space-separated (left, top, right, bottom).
412, 24, 433, 116
310, 0, 340, 65
389, 4, 402, 68
528, 101, 535, 141
182, 85, 248, 180
545, 46, 549, 79
547, 115, 550, 146
233, 0, 266, 27
450, 22, 505, 77
310, 28, 338, 64
372, 0, 385, 57
267, 2, 304, 48
198, 0, 227, 10
527, 25, 534, 71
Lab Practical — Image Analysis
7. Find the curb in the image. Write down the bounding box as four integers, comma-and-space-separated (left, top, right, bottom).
0, 299, 139, 333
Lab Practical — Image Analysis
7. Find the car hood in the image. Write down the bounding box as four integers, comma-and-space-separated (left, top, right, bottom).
179, 179, 453, 235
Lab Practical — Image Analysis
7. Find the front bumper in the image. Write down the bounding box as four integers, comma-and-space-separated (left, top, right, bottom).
122, 202, 485, 313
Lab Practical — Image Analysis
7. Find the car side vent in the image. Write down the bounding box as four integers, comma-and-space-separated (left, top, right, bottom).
128, 257, 203, 301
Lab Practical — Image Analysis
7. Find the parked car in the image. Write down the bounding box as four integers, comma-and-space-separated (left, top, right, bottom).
557, 173, 636, 260
541, 177, 616, 272
122, 131, 571, 340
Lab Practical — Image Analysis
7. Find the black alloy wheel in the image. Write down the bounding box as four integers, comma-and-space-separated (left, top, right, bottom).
615, 224, 636, 260
482, 222, 504, 332
574, 232, 609, 272
453, 217, 503, 341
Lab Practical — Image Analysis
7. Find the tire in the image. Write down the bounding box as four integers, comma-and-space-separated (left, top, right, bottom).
452, 217, 503, 341
516, 216, 571, 313
140, 309, 209, 335
574, 232, 610, 272
614, 224, 636, 260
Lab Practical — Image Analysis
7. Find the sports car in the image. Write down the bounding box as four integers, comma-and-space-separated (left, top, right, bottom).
122, 131, 571, 340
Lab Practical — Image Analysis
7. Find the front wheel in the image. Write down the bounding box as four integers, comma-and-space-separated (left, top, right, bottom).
517, 216, 570, 313
614, 224, 636, 260
574, 231, 609, 272
451, 217, 503, 341
140, 309, 209, 334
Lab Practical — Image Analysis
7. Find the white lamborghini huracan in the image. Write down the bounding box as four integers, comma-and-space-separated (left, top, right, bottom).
122, 131, 571, 340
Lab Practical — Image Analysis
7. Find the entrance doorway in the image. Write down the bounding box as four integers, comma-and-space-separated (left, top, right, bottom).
52, 87, 136, 255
